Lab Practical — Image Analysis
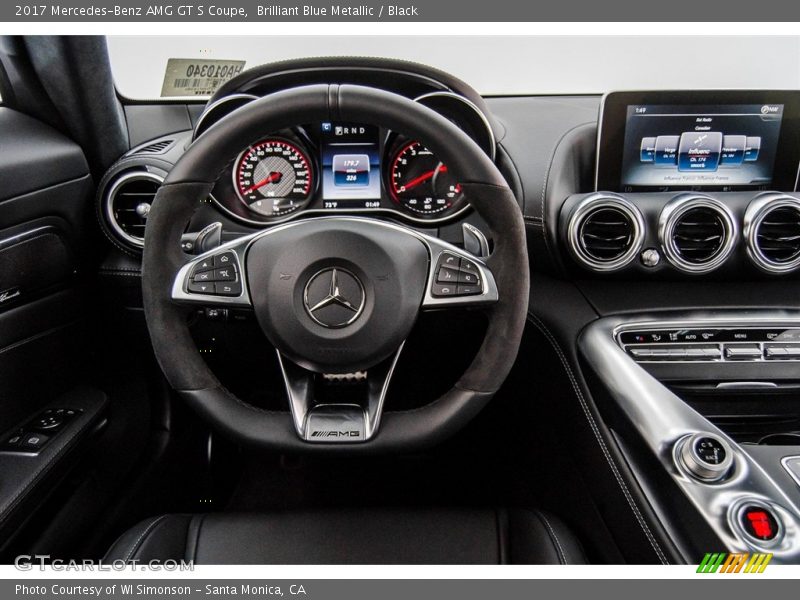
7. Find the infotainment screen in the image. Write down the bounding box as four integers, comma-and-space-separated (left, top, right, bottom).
621, 104, 782, 190
596, 91, 800, 192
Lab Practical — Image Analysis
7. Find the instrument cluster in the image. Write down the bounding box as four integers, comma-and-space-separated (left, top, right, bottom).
206, 93, 496, 226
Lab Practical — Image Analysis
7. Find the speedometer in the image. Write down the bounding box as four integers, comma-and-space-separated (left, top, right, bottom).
234, 139, 313, 217
389, 141, 462, 215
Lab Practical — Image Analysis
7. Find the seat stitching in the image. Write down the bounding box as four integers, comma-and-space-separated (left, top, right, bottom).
125, 515, 169, 563
535, 511, 567, 565
190, 514, 207, 563
495, 508, 509, 564
526, 313, 669, 565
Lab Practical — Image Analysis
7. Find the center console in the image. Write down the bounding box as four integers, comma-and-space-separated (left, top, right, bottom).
580, 312, 800, 563
554, 90, 800, 563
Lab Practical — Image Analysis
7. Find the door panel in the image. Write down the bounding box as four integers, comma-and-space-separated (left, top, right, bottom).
0, 105, 101, 547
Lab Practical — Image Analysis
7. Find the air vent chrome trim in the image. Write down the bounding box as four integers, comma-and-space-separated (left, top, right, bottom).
659, 195, 737, 274
567, 193, 645, 271
104, 171, 163, 249
744, 193, 800, 274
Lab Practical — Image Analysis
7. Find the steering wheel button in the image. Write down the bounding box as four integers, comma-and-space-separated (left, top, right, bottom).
438, 253, 460, 269
196, 258, 214, 271
214, 267, 236, 282
194, 271, 214, 282
458, 271, 480, 285
215, 252, 236, 266
432, 283, 457, 297
215, 282, 242, 296
459, 258, 479, 273
188, 281, 214, 294
457, 284, 481, 296
436, 266, 460, 284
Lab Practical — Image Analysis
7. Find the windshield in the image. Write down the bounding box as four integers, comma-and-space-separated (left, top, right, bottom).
108, 35, 800, 100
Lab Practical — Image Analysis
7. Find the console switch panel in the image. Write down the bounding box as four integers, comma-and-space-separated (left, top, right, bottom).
620, 327, 800, 363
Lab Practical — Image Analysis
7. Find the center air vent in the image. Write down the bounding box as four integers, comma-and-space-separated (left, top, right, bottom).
567, 194, 644, 271
660, 196, 736, 273
103, 172, 163, 250
744, 193, 800, 273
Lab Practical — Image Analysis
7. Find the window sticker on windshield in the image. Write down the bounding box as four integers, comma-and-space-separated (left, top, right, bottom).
160, 59, 246, 97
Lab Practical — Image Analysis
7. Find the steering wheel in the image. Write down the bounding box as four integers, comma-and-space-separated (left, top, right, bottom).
142, 84, 529, 452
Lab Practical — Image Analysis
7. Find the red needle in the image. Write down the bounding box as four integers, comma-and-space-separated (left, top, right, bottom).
398, 164, 448, 191
241, 171, 282, 195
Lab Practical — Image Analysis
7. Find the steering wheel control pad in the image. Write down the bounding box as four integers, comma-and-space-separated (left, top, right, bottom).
246, 219, 428, 373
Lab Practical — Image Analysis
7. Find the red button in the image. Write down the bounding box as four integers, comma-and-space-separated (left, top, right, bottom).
741, 506, 779, 541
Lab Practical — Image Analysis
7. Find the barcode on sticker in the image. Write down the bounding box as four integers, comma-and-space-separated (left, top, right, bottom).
161, 59, 246, 97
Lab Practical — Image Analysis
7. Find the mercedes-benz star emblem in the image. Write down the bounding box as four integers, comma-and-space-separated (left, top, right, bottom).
303, 268, 365, 328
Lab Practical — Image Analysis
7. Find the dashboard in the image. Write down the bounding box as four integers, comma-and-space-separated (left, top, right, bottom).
95, 58, 800, 287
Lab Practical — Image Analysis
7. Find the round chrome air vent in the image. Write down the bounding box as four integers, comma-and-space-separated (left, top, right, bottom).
744, 193, 800, 273
567, 194, 645, 271
659, 195, 736, 273
103, 171, 163, 249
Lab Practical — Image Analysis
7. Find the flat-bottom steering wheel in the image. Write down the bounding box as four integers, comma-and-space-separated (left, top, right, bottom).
142, 84, 529, 452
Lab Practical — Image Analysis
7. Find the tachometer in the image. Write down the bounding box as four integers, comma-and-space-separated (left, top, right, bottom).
389, 141, 463, 215
234, 139, 313, 217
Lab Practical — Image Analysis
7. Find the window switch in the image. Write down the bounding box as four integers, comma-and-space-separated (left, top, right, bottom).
20, 432, 50, 452
1, 433, 23, 450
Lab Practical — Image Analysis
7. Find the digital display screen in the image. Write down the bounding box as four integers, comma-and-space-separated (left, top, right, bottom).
320, 122, 382, 208
619, 104, 784, 191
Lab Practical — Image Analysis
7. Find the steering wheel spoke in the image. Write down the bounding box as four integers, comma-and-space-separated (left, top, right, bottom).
171, 241, 253, 308
277, 344, 404, 443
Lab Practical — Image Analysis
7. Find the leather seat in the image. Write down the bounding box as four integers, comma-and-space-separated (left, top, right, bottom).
105, 508, 585, 564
